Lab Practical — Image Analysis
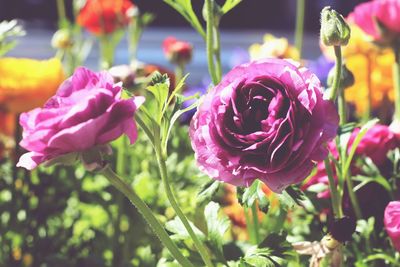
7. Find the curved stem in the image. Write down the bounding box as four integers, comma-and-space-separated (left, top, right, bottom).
100, 166, 193, 267
294, 0, 305, 58
154, 141, 214, 267
338, 81, 347, 125
327, 46, 342, 102
324, 158, 342, 218
214, 27, 222, 83
205, 0, 218, 85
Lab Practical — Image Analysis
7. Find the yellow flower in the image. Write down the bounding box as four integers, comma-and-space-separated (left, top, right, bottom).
249, 34, 299, 61
0, 57, 65, 113
322, 23, 394, 114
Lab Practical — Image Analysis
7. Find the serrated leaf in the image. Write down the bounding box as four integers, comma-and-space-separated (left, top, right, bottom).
165, 216, 206, 241
197, 180, 221, 203
239, 180, 269, 213
204, 201, 230, 254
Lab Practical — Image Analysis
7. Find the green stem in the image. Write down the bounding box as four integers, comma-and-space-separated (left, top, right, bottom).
99, 166, 193, 267
327, 46, 342, 102
251, 203, 260, 244
344, 170, 362, 219
338, 81, 347, 125
392, 44, 400, 123
175, 63, 185, 85
324, 158, 343, 218
56, 0, 68, 28
99, 35, 115, 70
294, 0, 305, 58
214, 27, 222, 83
154, 140, 214, 267
205, 0, 218, 85
244, 206, 255, 243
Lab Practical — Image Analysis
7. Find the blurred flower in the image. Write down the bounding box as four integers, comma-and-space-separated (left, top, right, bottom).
190, 59, 338, 192
349, 0, 400, 43
51, 29, 73, 49
321, 23, 395, 114
17, 67, 144, 170
162, 37, 193, 66
0, 57, 65, 113
77, 0, 136, 35
307, 55, 335, 87
109, 64, 135, 87
304, 124, 397, 221
180, 78, 210, 124
384, 201, 400, 252
0, 20, 25, 57
249, 34, 299, 61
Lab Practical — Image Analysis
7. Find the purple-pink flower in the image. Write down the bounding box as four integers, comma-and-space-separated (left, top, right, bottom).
384, 201, 400, 252
189, 59, 339, 192
17, 67, 144, 170
349, 0, 400, 41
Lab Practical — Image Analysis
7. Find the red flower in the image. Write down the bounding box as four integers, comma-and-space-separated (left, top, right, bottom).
162, 37, 193, 65
77, 0, 136, 35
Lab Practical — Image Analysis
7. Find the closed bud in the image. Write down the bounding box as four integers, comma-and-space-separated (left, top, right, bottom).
320, 6, 351, 46
327, 63, 355, 89
51, 29, 73, 49
162, 37, 193, 66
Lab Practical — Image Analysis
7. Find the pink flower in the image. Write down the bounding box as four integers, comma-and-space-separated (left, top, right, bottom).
349, 0, 400, 41
304, 124, 398, 198
384, 201, 400, 251
17, 67, 144, 170
189, 59, 339, 192
162, 37, 193, 65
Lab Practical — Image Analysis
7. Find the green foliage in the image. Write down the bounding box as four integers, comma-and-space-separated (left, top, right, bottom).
237, 180, 269, 213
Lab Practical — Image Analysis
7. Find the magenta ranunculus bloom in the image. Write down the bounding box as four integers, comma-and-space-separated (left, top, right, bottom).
17, 67, 144, 170
189, 59, 339, 192
385, 201, 400, 252
350, 0, 400, 40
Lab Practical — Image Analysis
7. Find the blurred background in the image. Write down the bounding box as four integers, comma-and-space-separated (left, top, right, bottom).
0, 0, 369, 85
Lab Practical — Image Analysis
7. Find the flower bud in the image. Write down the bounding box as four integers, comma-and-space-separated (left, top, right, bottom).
320, 6, 351, 46
51, 29, 74, 49
162, 37, 193, 66
327, 63, 355, 89
108, 65, 135, 87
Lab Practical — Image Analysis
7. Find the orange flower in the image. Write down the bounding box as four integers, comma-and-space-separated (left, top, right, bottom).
0, 57, 65, 113
321, 23, 394, 114
77, 0, 136, 35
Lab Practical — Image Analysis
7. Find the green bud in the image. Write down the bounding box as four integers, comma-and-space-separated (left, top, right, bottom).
51, 29, 73, 49
320, 6, 351, 46
150, 71, 169, 86
327, 63, 355, 90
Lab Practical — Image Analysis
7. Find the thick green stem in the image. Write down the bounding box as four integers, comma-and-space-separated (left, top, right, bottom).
56, 0, 68, 28
99, 36, 115, 70
244, 206, 255, 243
338, 83, 347, 125
251, 202, 260, 244
205, 0, 218, 85
154, 141, 214, 267
392, 44, 400, 123
175, 63, 185, 85
99, 166, 193, 267
344, 170, 362, 219
294, 0, 305, 58
324, 158, 342, 218
327, 46, 342, 102
214, 27, 222, 83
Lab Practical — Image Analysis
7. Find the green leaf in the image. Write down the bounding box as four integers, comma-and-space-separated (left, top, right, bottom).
197, 180, 221, 204
204, 201, 230, 253
146, 72, 170, 123
221, 0, 243, 14
239, 180, 270, 213
165, 216, 206, 241
343, 118, 379, 177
